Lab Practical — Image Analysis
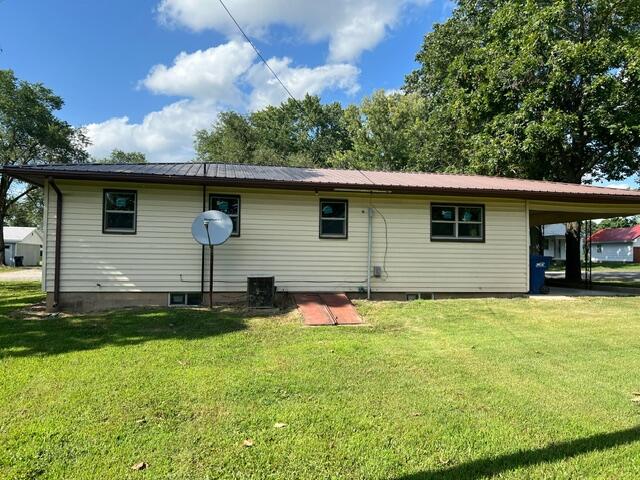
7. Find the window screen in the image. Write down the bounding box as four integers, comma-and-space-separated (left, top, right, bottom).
431, 204, 484, 241
209, 195, 240, 236
103, 190, 136, 233
320, 199, 348, 238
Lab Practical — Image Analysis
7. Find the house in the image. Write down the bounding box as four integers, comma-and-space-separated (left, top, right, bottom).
3, 162, 640, 311
588, 225, 640, 263
542, 223, 567, 261
3, 227, 43, 266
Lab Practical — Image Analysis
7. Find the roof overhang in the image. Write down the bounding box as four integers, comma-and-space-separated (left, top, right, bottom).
5, 165, 640, 206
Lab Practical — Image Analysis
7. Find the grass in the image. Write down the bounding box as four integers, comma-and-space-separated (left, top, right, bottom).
1, 282, 640, 479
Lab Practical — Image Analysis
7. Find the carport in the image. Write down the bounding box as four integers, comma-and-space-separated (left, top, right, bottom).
528, 198, 640, 287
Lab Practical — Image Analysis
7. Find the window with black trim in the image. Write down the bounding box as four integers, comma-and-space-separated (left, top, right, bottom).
103, 190, 137, 234
320, 199, 348, 238
209, 194, 240, 236
431, 204, 484, 241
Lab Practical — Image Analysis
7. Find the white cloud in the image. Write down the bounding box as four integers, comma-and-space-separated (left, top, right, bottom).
86, 99, 220, 162
86, 41, 360, 162
245, 57, 359, 110
141, 40, 255, 102
156, 0, 429, 61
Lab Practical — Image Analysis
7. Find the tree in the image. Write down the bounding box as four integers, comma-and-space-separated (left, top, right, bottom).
330, 90, 429, 171
195, 95, 351, 167
4, 188, 43, 228
0, 70, 88, 264
94, 149, 146, 164
597, 216, 639, 229
405, 0, 640, 281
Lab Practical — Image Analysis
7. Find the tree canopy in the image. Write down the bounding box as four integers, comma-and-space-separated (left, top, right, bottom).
404, 0, 640, 184
597, 216, 640, 230
93, 149, 147, 164
195, 95, 352, 167
0, 69, 88, 263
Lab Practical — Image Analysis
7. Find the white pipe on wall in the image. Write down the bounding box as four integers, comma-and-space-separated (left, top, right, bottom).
367, 207, 373, 299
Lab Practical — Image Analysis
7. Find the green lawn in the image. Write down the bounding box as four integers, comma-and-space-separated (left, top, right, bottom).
1, 282, 640, 479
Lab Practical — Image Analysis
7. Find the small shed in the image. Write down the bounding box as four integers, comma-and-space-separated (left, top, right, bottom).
3, 227, 43, 266
588, 225, 640, 263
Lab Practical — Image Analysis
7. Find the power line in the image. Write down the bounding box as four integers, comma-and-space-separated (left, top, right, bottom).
216, 0, 298, 104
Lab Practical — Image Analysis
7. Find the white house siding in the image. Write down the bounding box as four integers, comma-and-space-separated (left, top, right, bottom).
45, 180, 529, 294
14, 243, 41, 266
591, 243, 633, 263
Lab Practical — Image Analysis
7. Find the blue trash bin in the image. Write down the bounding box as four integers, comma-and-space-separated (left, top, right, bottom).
529, 255, 552, 294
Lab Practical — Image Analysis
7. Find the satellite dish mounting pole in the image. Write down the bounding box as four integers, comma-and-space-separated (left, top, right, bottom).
192, 210, 232, 309
204, 219, 214, 309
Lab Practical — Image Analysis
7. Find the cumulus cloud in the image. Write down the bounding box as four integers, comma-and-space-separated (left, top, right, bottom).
245, 57, 359, 110
86, 41, 360, 162
86, 99, 220, 162
156, 0, 430, 61
141, 40, 256, 102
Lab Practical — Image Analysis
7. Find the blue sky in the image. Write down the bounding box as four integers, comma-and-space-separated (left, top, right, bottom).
1, 0, 454, 162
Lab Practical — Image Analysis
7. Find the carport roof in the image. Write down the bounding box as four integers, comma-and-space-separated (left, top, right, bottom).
3, 162, 640, 204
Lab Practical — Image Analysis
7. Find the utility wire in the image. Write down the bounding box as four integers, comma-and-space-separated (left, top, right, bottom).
216, 0, 298, 104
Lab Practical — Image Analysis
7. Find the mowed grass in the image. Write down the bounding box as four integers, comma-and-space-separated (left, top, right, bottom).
1, 283, 640, 479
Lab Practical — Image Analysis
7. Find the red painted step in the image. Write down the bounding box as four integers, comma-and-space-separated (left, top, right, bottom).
294, 293, 362, 326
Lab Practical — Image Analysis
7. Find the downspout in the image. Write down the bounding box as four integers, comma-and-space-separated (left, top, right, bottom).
367, 207, 373, 300
201, 164, 208, 299
48, 178, 63, 309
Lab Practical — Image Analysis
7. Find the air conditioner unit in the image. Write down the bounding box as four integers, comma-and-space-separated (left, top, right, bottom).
247, 276, 276, 308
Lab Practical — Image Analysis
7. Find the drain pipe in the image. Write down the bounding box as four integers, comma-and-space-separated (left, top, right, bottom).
48, 178, 63, 309
200, 184, 206, 298
367, 207, 373, 299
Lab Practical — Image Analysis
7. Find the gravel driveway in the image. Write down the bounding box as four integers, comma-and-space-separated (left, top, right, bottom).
0, 267, 42, 282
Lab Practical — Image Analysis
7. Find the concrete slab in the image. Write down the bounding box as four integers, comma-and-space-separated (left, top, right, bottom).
531, 287, 636, 300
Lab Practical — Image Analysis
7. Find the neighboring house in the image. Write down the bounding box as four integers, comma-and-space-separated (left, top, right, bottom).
588, 225, 640, 263
3, 227, 43, 266
543, 223, 567, 261
3, 163, 640, 311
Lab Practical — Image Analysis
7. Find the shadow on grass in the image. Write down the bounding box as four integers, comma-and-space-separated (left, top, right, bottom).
0, 283, 247, 358
396, 425, 640, 479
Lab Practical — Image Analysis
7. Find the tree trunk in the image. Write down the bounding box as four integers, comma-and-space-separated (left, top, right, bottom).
565, 222, 582, 282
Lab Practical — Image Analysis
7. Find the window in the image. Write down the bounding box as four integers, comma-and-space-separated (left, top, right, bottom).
169, 292, 202, 306
431, 204, 484, 241
209, 194, 240, 236
596, 244, 603, 253
103, 190, 136, 234
320, 199, 348, 238
543, 238, 550, 250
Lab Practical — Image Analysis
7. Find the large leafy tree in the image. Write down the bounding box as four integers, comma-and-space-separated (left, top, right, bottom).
330, 90, 429, 171
405, 0, 640, 280
195, 95, 351, 167
0, 70, 88, 264
4, 189, 42, 228
597, 216, 639, 229
93, 149, 147, 164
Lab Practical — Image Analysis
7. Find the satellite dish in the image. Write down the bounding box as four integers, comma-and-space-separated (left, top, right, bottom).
191, 210, 233, 246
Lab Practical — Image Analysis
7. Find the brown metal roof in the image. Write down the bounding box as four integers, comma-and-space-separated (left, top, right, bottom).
3, 162, 640, 204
